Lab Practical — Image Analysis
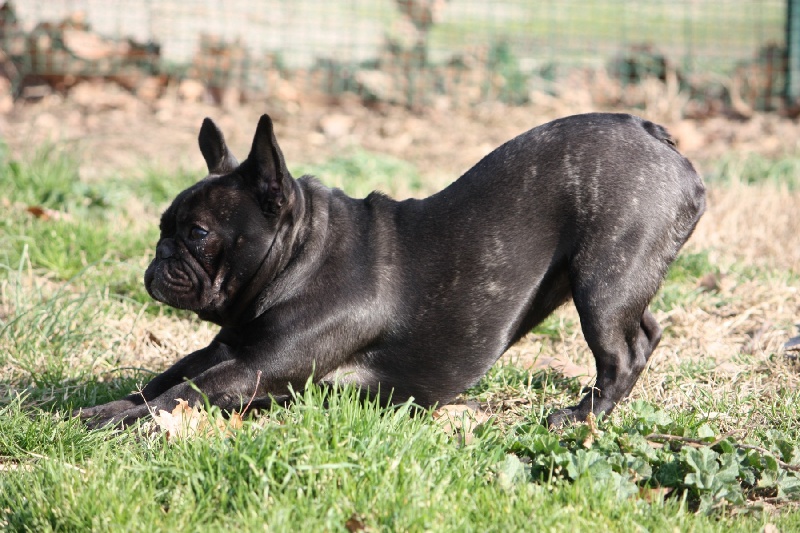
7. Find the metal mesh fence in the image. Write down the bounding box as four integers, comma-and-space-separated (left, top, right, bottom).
1, 0, 791, 112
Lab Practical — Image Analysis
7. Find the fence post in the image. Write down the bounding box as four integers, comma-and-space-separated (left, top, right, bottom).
788, 0, 800, 104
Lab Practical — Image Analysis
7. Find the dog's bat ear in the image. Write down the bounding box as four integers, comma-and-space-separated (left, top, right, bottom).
246, 114, 293, 214
198, 118, 239, 175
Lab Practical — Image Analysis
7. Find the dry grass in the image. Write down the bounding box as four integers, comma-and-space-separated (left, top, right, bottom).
84, 312, 217, 377
691, 183, 800, 273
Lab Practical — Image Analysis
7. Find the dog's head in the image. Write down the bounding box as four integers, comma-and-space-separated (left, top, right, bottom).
144, 114, 297, 325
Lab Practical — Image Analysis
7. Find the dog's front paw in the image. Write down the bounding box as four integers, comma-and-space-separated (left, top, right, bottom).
83, 404, 153, 430
73, 399, 139, 426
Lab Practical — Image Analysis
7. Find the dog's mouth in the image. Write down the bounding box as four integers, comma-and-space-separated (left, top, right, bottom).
146, 280, 167, 303
144, 258, 209, 311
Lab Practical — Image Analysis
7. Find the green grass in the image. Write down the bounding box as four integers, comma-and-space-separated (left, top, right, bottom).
706, 154, 800, 191
651, 251, 718, 312
2, 145, 800, 529
292, 148, 424, 198
0, 271, 147, 405
0, 387, 793, 531
428, 1, 783, 71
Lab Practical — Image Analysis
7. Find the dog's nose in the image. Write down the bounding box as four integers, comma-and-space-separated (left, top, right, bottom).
156, 240, 176, 260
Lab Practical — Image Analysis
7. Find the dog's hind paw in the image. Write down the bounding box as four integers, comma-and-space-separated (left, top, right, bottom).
546, 406, 584, 429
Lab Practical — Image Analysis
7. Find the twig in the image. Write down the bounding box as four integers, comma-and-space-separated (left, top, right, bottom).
136, 384, 156, 417
241, 370, 263, 416
646, 432, 800, 472
646, 430, 744, 448
736, 444, 800, 473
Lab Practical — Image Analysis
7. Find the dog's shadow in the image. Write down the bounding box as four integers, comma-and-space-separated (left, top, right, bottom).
1, 372, 147, 415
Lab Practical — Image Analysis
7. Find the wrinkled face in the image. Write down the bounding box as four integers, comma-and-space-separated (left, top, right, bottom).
145, 113, 294, 324
144, 175, 275, 323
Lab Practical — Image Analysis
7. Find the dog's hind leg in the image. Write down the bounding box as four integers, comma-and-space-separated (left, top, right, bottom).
546, 242, 670, 427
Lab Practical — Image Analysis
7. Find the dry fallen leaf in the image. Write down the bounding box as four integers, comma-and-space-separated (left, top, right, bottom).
638, 486, 673, 502
433, 402, 491, 445
151, 399, 242, 441
26, 205, 50, 220
697, 272, 721, 292
344, 513, 367, 532
145, 330, 165, 348
152, 399, 200, 440
26, 205, 72, 222
228, 411, 244, 430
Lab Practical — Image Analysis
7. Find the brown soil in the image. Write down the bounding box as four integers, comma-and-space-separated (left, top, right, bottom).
2, 80, 799, 186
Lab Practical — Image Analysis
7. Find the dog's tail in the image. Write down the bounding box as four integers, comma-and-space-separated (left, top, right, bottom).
642, 120, 678, 150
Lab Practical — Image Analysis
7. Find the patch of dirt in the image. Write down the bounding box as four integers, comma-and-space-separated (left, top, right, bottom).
1, 80, 799, 187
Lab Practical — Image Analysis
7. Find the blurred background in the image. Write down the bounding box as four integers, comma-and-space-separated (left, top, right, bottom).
1, 0, 798, 184
0, 0, 800, 108
3, 0, 795, 111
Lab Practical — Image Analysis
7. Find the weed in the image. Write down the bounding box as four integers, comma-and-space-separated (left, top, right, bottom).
487, 40, 530, 105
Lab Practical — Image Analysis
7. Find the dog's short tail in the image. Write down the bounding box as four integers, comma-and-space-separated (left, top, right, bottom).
642, 120, 677, 149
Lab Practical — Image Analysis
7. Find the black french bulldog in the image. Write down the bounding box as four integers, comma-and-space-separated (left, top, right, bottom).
78, 112, 705, 428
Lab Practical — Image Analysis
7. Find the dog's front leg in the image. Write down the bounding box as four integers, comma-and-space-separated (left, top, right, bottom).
88, 358, 271, 428
76, 334, 235, 425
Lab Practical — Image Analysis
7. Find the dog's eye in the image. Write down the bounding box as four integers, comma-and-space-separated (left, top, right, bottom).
189, 226, 209, 240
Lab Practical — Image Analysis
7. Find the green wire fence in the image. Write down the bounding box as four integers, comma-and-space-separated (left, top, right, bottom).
1, 0, 795, 112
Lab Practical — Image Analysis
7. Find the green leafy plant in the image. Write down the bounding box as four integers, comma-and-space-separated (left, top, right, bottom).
482, 400, 800, 514
487, 40, 530, 105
